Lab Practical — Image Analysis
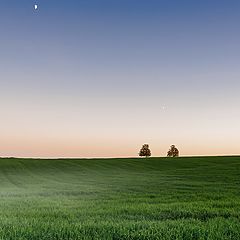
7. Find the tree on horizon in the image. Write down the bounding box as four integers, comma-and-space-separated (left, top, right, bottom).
167, 145, 179, 157
139, 144, 151, 157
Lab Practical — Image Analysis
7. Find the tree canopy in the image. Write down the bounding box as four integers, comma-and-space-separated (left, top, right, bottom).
167, 145, 179, 157
139, 144, 151, 157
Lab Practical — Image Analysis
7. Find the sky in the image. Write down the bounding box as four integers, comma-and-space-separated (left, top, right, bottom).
0, 0, 240, 158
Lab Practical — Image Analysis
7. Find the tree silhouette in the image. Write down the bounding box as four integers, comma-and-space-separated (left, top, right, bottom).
167, 145, 179, 157
139, 144, 151, 157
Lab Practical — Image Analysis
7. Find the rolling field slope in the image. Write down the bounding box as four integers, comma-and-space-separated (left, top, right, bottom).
0, 156, 239, 239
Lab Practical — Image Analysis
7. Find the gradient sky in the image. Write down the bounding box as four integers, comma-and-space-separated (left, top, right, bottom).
0, 0, 240, 158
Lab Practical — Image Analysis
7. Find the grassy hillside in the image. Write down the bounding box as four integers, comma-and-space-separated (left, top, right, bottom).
0, 156, 239, 239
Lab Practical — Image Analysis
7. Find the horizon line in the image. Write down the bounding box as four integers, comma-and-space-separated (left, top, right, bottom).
1, 154, 240, 160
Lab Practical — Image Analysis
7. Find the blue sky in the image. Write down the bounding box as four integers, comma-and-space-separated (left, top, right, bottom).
0, 0, 240, 157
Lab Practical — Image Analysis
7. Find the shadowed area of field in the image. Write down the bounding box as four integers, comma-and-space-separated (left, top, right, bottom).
0, 156, 239, 239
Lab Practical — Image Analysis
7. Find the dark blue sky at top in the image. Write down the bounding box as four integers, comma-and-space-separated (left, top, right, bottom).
1, 1, 240, 78
0, 0, 240, 104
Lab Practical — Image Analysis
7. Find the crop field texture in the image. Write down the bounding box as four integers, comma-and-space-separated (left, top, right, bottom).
0, 156, 239, 239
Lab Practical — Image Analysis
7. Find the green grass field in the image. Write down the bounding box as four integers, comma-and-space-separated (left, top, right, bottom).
0, 156, 239, 239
